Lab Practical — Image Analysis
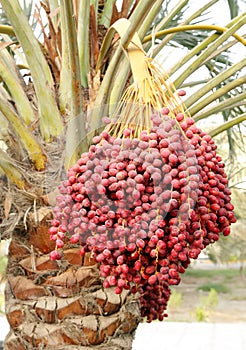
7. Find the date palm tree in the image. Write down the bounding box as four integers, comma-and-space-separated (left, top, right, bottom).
0, 0, 245, 349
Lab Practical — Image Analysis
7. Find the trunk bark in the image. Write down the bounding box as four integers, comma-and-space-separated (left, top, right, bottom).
4, 208, 141, 350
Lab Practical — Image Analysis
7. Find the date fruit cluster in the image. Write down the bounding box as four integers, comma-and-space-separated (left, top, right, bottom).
49, 109, 236, 322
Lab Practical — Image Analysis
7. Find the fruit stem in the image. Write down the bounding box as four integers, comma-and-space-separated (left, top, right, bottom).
0, 24, 15, 36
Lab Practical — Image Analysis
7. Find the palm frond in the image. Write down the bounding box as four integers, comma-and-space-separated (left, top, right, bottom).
0, 149, 29, 189
1, 0, 63, 141
227, 0, 240, 18
0, 97, 47, 170
0, 48, 35, 125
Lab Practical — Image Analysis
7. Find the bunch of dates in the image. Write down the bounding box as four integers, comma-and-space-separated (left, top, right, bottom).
49, 108, 236, 322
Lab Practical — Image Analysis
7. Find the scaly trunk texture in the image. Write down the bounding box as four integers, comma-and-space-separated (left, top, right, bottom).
4, 208, 141, 350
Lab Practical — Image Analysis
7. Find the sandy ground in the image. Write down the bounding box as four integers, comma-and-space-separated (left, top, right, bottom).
132, 322, 246, 350
1, 317, 245, 350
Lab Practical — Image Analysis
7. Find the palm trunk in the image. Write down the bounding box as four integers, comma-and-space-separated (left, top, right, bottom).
4, 208, 141, 350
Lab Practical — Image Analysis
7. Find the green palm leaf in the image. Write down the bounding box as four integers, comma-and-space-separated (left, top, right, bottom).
1, 0, 63, 141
